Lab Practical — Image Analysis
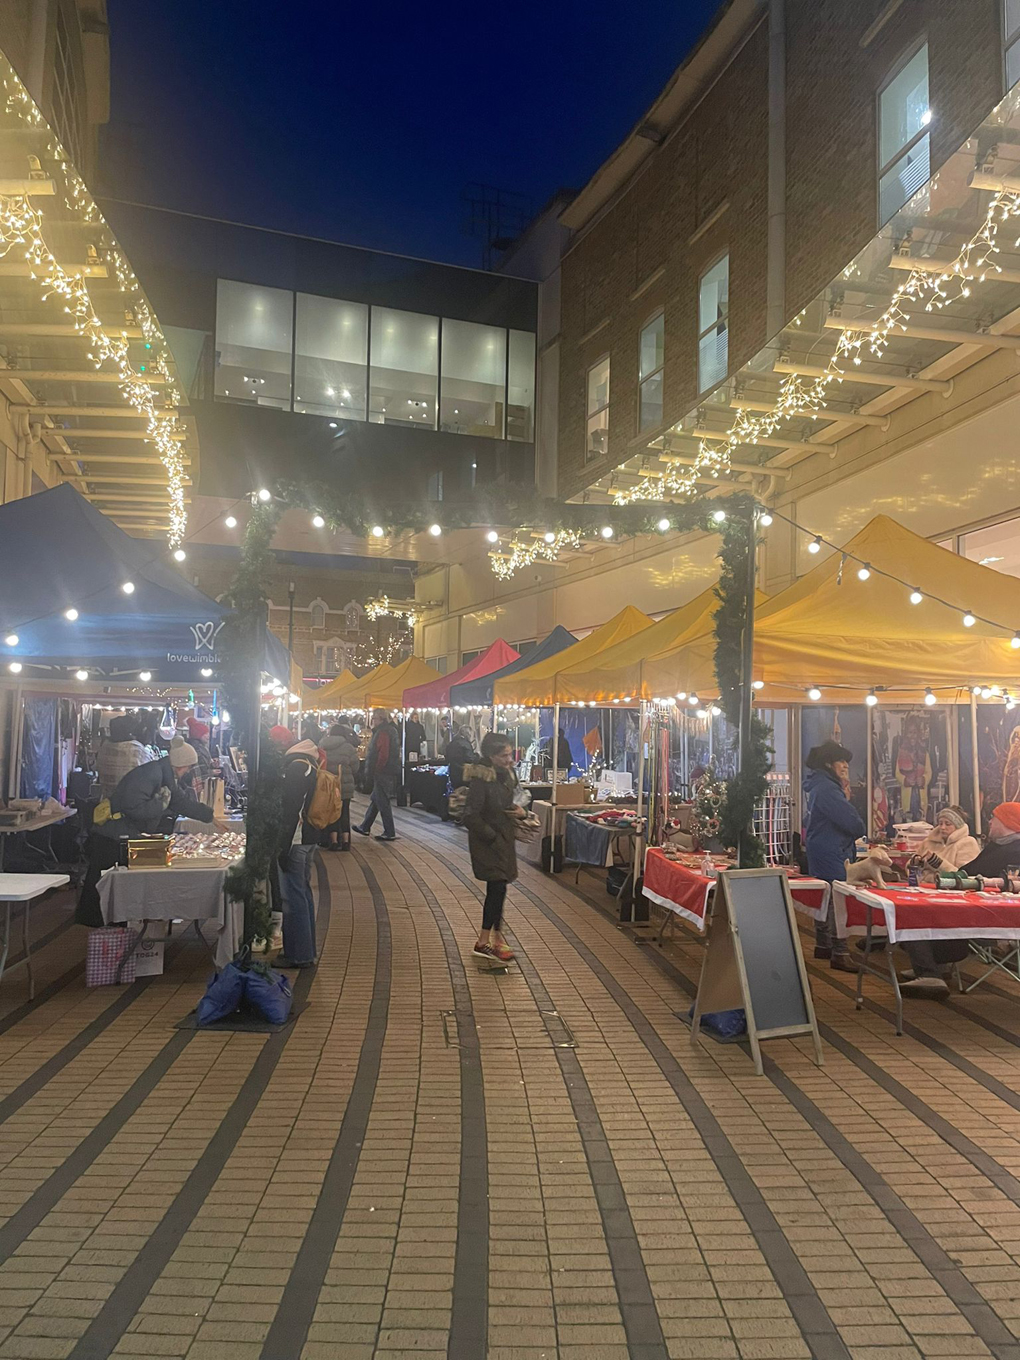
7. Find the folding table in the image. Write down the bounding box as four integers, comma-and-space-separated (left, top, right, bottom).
0, 873, 70, 999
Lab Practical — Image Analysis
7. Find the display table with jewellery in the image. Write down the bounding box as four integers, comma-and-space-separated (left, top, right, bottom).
97, 831, 246, 971
642, 847, 830, 941
833, 881, 1020, 1033
0, 873, 70, 998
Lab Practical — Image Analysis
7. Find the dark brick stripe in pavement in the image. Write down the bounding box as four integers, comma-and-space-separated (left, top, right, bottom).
258, 848, 390, 1360
394, 815, 852, 1360
387, 844, 489, 1360
65, 858, 332, 1360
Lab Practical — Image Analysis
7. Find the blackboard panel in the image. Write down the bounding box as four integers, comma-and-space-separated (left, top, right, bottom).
725, 872, 809, 1032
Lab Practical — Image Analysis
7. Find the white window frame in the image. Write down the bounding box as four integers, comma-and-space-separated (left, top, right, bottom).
638, 311, 665, 433
1006, 0, 1020, 90
697, 255, 729, 395
877, 41, 930, 226
309, 598, 328, 630
585, 355, 610, 464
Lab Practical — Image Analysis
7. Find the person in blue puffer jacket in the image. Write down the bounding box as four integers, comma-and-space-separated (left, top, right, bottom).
804, 741, 865, 971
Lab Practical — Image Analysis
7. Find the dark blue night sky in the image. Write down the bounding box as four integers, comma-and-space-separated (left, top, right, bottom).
103, 0, 722, 269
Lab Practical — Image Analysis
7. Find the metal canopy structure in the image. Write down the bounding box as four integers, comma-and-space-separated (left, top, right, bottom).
579, 82, 1020, 509
0, 55, 196, 539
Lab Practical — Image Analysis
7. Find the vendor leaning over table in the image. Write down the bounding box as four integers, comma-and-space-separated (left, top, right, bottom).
804, 741, 865, 974
75, 736, 215, 927
900, 801, 1020, 997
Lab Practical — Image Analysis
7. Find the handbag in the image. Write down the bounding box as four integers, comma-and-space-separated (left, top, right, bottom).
85, 926, 137, 987
244, 966, 293, 1025
196, 962, 246, 1026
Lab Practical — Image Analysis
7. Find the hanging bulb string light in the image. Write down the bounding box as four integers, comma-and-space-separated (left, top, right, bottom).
0, 492, 251, 642
615, 185, 1020, 507
757, 503, 1020, 644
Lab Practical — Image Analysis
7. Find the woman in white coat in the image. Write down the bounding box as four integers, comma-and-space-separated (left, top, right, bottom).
915, 807, 980, 872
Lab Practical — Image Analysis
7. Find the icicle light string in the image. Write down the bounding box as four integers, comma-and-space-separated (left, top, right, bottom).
0, 66, 188, 544
614, 186, 1020, 508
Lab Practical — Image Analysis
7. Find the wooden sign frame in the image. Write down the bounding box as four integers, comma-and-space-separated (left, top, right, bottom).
690, 867, 823, 1076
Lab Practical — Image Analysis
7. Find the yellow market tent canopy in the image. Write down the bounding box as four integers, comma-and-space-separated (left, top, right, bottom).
557, 587, 767, 704
305, 668, 357, 710
665, 515, 1020, 705
332, 663, 394, 710
494, 605, 653, 707
365, 656, 441, 709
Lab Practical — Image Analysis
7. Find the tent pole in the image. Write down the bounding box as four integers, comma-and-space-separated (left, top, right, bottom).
971, 692, 982, 835
866, 700, 874, 840
737, 510, 758, 867
636, 702, 646, 824
551, 704, 560, 809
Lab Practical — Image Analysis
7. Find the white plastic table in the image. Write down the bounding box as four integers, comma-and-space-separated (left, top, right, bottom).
0, 873, 70, 999
0, 809, 76, 872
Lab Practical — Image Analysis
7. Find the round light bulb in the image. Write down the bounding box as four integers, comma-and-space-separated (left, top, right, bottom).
75, 669, 88, 682
808, 536, 822, 554
139, 671, 151, 682
224, 515, 238, 529
688, 694, 699, 707
121, 581, 135, 595
64, 608, 78, 621
924, 688, 937, 706
752, 680, 765, 690
201, 667, 213, 678
257, 488, 271, 502
600, 525, 614, 539
711, 705, 722, 717
696, 709, 708, 720
312, 514, 325, 528
808, 686, 822, 701
657, 517, 670, 532
8, 661, 22, 673
963, 611, 976, 628
910, 589, 923, 605
1012, 633, 1020, 650
758, 511, 773, 527
429, 523, 442, 536
486, 530, 499, 544
711, 509, 726, 523
865, 690, 878, 707
981, 686, 992, 700
371, 525, 384, 538
3, 633, 18, 647
857, 565, 871, 581
544, 531, 556, 544
173, 548, 186, 562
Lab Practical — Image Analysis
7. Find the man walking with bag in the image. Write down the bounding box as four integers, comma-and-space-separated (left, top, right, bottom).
353, 709, 400, 842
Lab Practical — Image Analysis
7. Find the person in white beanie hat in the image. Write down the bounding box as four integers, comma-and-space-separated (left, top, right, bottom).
76, 734, 215, 926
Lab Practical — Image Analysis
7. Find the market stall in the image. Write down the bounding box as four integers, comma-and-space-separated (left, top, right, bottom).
643, 846, 829, 936
449, 626, 578, 708
404, 638, 520, 712
304, 668, 357, 711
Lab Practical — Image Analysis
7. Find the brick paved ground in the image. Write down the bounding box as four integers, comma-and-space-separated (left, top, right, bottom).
2, 806, 1020, 1359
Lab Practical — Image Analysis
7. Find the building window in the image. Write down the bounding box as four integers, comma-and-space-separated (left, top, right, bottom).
344, 604, 361, 633
427, 656, 448, 675
369, 307, 439, 428
52, 7, 82, 167
310, 602, 326, 629
508, 331, 536, 442
214, 280, 293, 408
698, 256, 729, 394
1007, 0, 1020, 89
878, 44, 930, 225
440, 319, 506, 436
959, 517, 1020, 578
511, 639, 538, 657
586, 356, 610, 463
294, 294, 368, 419
638, 312, 664, 431
461, 649, 482, 666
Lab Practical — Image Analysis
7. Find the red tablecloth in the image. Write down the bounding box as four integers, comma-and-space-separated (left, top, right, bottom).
642, 848, 829, 932
833, 882, 1020, 943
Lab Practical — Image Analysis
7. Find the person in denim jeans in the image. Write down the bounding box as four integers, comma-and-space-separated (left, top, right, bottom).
277, 738, 322, 968
353, 710, 400, 841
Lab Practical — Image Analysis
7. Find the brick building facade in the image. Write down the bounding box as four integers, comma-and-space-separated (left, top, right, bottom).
556, 0, 1007, 501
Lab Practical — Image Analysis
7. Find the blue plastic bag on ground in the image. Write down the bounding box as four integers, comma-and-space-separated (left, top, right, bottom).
687, 1004, 747, 1039
196, 963, 246, 1026
244, 967, 293, 1025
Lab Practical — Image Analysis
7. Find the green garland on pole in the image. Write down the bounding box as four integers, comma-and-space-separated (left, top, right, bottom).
714, 509, 772, 864
218, 486, 775, 912
218, 500, 283, 949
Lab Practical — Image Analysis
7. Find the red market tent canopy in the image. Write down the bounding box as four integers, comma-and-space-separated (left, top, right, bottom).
403, 639, 520, 710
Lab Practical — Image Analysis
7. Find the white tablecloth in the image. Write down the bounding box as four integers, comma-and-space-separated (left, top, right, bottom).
97, 865, 242, 968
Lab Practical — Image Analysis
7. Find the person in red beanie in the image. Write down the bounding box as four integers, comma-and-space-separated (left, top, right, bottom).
269, 725, 295, 748
901, 801, 1020, 996
185, 717, 212, 780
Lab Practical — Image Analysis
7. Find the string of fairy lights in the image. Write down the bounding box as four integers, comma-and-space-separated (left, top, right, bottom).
603, 184, 1020, 513
0, 64, 189, 545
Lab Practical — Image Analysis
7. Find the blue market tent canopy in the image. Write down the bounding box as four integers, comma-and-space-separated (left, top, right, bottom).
449, 626, 578, 708
0, 484, 282, 683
